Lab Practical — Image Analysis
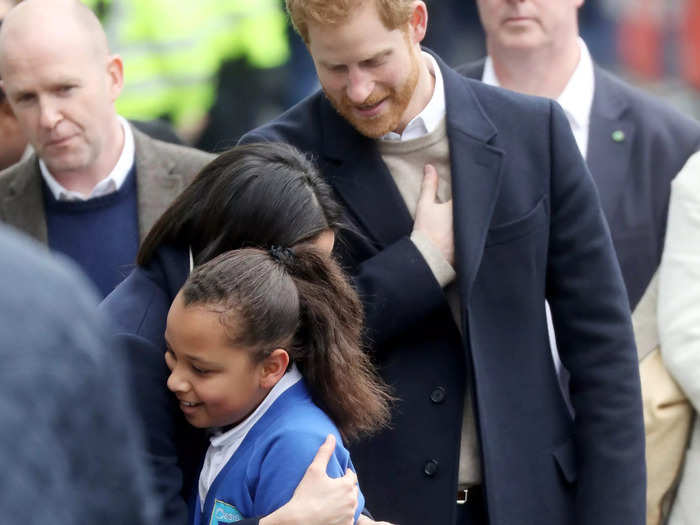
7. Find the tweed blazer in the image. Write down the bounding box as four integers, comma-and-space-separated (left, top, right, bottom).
0, 126, 214, 244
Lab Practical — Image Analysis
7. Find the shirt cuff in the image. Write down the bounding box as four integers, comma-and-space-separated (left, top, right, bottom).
410, 230, 456, 288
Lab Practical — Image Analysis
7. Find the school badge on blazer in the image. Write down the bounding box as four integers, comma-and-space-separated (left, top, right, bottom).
210, 500, 244, 524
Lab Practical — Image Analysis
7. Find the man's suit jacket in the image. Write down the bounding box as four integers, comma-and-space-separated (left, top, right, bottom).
659, 151, 700, 525
457, 60, 700, 310
240, 53, 645, 525
0, 126, 213, 245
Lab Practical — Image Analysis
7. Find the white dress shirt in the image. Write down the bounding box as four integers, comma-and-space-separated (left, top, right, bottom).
482, 37, 595, 157
40, 116, 135, 201
381, 52, 446, 142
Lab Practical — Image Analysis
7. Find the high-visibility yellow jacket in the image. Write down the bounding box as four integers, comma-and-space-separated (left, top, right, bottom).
85, 0, 289, 128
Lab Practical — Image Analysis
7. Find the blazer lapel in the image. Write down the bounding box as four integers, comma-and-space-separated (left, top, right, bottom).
132, 127, 187, 241
1, 155, 49, 243
318, 100, 413, 247
586, 66, 634, 222
441, 59, 504, 304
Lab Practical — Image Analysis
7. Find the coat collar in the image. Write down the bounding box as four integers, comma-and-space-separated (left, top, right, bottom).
586, 65, 634, 223
317, 50, 503, 303
132, 126, 189, 240
2, 155, 48, 243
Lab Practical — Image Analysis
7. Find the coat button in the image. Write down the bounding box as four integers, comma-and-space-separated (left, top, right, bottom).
430, 387, 446, 404
424, 459, 439, 477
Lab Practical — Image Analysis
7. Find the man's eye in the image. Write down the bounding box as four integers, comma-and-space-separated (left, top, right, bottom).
16, 94, 35, 104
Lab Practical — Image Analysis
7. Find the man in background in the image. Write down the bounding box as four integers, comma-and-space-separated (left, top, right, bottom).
459, 0, 700, 311
0, 0, 212, 297
458, 2, 700, 522
0, 0, 28, 171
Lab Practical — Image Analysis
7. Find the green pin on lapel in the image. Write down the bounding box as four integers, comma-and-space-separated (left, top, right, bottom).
612, 130, 625, 143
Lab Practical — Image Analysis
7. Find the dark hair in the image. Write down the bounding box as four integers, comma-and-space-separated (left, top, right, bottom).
137, 143, 344, 266
181, 246, 393, 442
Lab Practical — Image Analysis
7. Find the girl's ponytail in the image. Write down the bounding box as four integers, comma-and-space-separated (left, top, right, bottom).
182, 245, 392, 441
276, 245, 393, 441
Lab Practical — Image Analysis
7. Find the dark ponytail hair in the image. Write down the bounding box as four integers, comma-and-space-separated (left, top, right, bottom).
181, 246, 392, 441
137, 142, 344, 266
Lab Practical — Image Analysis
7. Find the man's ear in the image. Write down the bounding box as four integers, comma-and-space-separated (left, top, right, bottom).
105, 54, 124, 102
408, 1, 428, 45
259, 348, 290, 389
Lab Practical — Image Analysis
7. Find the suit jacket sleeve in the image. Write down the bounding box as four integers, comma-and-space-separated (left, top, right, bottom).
545, 101, 646, 524
340, 235, 451, 347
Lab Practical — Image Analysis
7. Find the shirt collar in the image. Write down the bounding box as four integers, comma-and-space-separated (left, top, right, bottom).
482, 37, 595, 131
381, 51, 446, 142
556, 38, 594, 132
39, 115, 135, 201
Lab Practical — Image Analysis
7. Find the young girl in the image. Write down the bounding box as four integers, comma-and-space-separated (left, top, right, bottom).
164, 244, 392, 525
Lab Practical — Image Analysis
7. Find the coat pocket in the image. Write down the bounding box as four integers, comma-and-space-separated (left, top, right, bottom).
486, 197, 547, 247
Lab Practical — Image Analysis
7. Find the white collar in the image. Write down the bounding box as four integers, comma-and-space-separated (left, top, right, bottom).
482, 37, 595, 133
209, 365, 303, 449
40, 115, 135, 201
381, 52, 446, 142
199, 365, 303, 507
20, 144, 34, 163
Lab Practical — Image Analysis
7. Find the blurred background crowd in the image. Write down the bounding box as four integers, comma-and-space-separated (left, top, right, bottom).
68, 0, 700, 151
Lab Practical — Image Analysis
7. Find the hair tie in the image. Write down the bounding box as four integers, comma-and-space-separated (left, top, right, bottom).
269, 245, 295, 265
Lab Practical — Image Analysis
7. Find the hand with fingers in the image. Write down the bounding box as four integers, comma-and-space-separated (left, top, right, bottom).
260, 434, 359, 525
413, 163, 454, 266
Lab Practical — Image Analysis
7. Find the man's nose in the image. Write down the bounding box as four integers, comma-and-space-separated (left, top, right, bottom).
38, 98, 61, 129
346, 67, 375, 105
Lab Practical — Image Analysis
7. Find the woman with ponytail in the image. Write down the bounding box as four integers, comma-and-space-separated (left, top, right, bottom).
164, 245, 392, 525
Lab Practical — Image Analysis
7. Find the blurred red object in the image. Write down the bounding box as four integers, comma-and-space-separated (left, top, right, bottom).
618, 0, 663, 80
681, 0, 700, 89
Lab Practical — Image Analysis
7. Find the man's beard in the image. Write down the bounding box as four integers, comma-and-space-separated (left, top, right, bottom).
323, 50, 420, 139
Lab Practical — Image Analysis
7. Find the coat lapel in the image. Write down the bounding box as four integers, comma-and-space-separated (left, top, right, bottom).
132, 127, 187, 241
586, 66, 634, 223
318, 99, 413, 247
442, 60, 503, 303
1, 155, 49, 243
